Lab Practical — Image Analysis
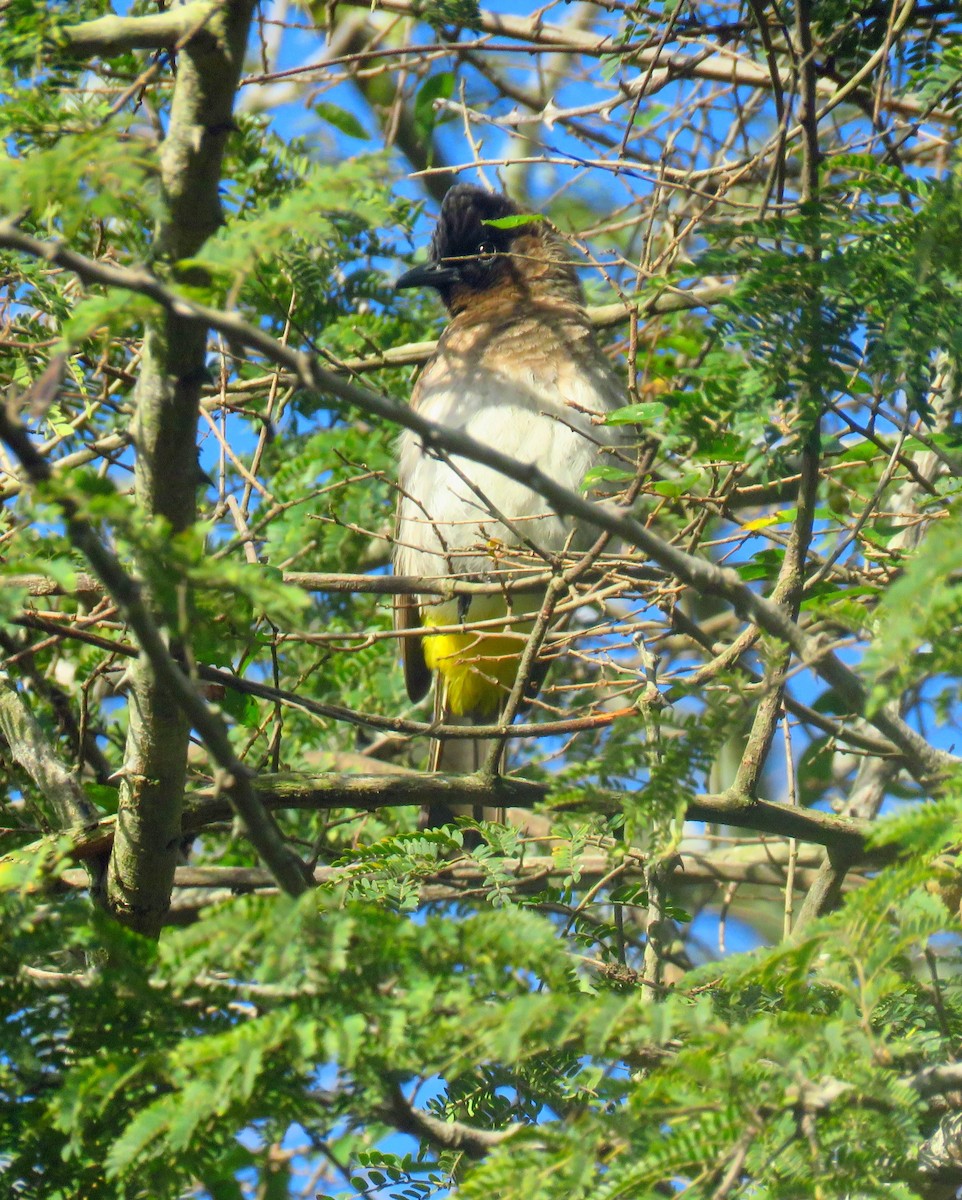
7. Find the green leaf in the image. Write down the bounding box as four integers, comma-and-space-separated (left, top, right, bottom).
609, 884, 649, 905
59, 289, 156, 348
414, 0, 482, 28
650, 469, 703, 498
313, 102, 369, 140
185, 154, 399, 282
581, 464, 635, 487
219, 688, 261, 729
0, 125, 155, 237
867, 500, 962, 706
44, 403, 73, 438
482, 213, 544, 229
104, 1101, 172, 1177
414, 72, 455, 143
605, 401, 666, 426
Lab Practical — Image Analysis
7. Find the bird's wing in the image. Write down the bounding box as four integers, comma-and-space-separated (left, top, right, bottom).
393, 499, 432, 704
394, 591, 431, 703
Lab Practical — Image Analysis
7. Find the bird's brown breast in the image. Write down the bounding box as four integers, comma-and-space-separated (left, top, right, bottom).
412, 294, 611, 410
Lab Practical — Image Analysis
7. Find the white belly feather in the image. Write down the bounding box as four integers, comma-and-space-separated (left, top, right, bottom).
396, 364, 623, 589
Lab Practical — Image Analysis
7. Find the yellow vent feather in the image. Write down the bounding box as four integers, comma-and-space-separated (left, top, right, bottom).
421, 625, 526, 717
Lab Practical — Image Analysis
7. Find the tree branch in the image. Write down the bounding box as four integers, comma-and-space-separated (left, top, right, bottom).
382, 1083, 521, 1158
4, 612, 908, 774
0, 671, 100, 831
909, 1063, 962, 1098
90, 844, 847, 897
91, 0, 278, 934
336, 0, 949, 123
27, 770, 890, 866
60, 2, 220, 57
0, 407, 309, 902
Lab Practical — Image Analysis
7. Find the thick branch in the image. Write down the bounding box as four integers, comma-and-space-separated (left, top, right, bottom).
60, 2, 219, 57
908, 1063, 962, 1098
382, 1083, 520, 1158
41, 771, 889, 865
734, 0, 824, 800
9, 564, 661, 600
104, 0, 263, 935
0, 671, 99, 831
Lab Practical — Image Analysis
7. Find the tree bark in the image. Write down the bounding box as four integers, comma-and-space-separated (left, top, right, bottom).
106, 0, 258, 935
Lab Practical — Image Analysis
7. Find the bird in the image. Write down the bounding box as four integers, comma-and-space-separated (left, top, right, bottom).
393, 183, 627, 801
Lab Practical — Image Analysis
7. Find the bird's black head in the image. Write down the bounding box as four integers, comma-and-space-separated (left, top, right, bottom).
395, 185, 541, 310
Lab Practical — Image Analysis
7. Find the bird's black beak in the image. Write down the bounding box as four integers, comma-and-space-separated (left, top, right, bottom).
394, 260, 462, 291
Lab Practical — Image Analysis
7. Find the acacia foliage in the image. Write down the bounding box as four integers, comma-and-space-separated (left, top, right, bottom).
3, 1, 962, 1197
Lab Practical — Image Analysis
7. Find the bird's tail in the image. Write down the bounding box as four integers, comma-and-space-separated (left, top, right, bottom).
420, 696, 506, 829
429, 710, 504, 774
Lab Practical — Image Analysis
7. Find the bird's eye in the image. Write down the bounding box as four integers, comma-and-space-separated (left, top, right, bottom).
476, 240, 497, 262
